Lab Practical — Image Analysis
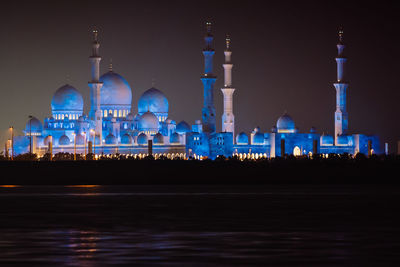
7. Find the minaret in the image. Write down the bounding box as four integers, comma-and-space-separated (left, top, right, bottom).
88, 29, 103, 144
221, 35, 235, 140
333, 28, 348, 144
201, 21, 217, 133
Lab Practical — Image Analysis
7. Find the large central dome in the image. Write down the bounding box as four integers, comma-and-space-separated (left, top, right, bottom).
99, 71, 132, 107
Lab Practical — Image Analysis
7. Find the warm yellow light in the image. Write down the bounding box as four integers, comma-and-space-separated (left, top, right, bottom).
0, 185, 21, 188
65, 185, 100, 188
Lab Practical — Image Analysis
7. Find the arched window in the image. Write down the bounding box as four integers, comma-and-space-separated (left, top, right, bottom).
104, 110, 107, 117
114, 110, 118, 117
119, 110, 122, 117
293, 146, 301, 156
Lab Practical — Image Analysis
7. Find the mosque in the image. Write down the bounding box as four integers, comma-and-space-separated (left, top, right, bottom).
8, 23, 380, 159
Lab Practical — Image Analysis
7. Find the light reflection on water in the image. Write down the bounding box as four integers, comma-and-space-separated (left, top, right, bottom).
0, 229, 366, 266
0, 185, 399, 266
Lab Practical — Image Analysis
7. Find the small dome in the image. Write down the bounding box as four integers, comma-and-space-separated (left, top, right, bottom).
137, 133, 148, 145
271, 126, 277, 133
253, 127, 260, 133
310, 127, 316, 134
170, 132, 180, 144
43, 135, 53, 146
153, 133, 164, 144
320, 134, 334, 146
138, 111, 159, 131
49, 117, 55, 122
99, 71, 132, 107
51, 84, 84, 114
165, 118, 172, 124
176, 121, 191, 134
253, 132, 264, 145
236, 132, 249, 145
78, 116, 85, 122
195, 120, 202, 125
25, 116, 43, 134
138, 87, 169, 115
75, 134, 85, 145
58, 135, 70, 145
277, 112, 295, 133
105, 133, 117, 145
336, 135, 349, 146
121, 134, 133, 144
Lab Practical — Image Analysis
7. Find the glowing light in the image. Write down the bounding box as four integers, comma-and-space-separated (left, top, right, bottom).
65, 185, 100, 188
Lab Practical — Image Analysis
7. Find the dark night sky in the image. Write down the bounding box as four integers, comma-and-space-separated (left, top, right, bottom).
0, 1, 399, 151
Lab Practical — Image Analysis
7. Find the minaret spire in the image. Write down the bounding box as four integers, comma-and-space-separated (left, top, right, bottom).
88, 28, 104, 145
109, 58, 113, 72
201, 21, 217, 133
221, 34, 235, 139
333, 27, 349, 144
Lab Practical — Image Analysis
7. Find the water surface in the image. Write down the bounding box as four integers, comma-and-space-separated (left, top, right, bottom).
0, 185, 399, 266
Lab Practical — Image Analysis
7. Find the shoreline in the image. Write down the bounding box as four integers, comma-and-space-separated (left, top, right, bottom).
1, 155, 399, 185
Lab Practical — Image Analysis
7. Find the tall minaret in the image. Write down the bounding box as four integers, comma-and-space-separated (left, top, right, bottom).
201, 21, 217, 133
88, 29, 103, 144
221, 35, 235, 139
333, 28, 348, 143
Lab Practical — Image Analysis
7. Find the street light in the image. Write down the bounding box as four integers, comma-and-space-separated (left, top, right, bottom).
83, 132, 87, 160
9, 126, 13, 161
72, 133, 76, 161
28, 115, 33, 154
90, 129, 95, 156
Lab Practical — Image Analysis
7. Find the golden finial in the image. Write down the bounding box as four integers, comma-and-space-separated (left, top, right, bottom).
338, 27, 344, 43
109, 58, 113, 72
206, 21, 212, 33
226, 34, 231, 50
93, 28, 98, 42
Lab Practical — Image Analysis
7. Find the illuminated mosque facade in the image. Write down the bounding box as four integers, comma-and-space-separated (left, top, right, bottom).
9, 23, 380, 159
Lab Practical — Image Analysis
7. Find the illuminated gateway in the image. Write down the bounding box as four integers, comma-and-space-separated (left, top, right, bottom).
10, 24, 380, 159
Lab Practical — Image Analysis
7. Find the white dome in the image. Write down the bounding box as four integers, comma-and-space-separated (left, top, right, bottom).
277, 112, 295, 133
25, 117, 43, 134
236, 132, 249, 145
137, 133, 148, 145
138, 111, 159, 131
58, 135, 70, 146
153, 133, 164, 144
99, 71, 132, 107
176, 121, 191, 134
105, 133, 117, 145
51, 84, 83, 114
138, 87, 168, 114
